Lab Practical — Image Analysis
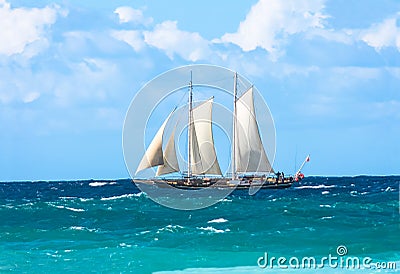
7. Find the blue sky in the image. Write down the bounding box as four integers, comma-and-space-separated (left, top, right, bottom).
0, 0, 399, 181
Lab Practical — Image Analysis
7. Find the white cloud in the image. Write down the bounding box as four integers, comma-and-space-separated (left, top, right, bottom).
111, 30, 145, 52
307, 28, 354, 45
114, 6, 153, 25
218, 0, 327, 59
53, 58, 119, 106
360, 14, 400, 51
143, 21, 211, 61
0, 0, 63, 56
22, 91, 40, 103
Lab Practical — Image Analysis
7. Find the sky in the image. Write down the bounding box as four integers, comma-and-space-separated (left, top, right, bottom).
0, 0, 399, 181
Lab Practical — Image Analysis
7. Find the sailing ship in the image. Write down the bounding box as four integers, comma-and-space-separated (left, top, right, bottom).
135, 72, 309, 190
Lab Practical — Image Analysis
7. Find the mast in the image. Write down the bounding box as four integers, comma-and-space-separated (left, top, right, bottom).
232, 72, 237, 180
187, 71, 193, 183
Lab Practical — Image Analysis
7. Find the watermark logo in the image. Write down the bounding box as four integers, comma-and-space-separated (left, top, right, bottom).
257, 245, 397, 270
122, 64, 276, 210
336, 245, 347, 256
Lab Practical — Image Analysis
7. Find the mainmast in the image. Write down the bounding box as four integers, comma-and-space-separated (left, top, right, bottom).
231, 72, 238, 180
187, 71, 193, 183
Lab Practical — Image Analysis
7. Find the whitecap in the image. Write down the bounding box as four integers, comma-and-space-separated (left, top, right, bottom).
156, 224, 184, 233
53, 205, 85, 212
219, 198, 232, 202
119, 243, 132, 248
321, 191, 330, 195
68, 226, 97, 232
321, 216, 334, 220
295, 184, 336, 190
69, 226, 85, 231
79, 198, 93, 202
384, 187, 395, 192
207, 218, 228, 224
89, 182, 108, 187
101, 193, 137, 201
319, 204, 332, 208
59, 196, 77, 200
197, 226, 230, 233
65, 206, 85, 212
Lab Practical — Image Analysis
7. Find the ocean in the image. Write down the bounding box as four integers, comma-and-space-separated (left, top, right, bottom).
0, 176, 399, 273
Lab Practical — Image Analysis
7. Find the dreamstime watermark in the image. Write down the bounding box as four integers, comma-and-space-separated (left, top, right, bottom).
122, 64, 276, 210
257, 245, 397, 270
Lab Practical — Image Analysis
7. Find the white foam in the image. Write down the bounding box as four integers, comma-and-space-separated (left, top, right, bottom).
321, 191, 330, 195
51, 204, 85, 212
68, 226, 97, 232
69, 226, 85, 230
101, 193, 138, 201
65, 206, 85, 212
119, 243, 132, 248
384, 186, 395, 192
197, 226, 230, 233
319, 204, 332, 208
207, 218, 228, 224
295, 184, 336, 190
89, 182, 108, 187
156, 224, 184, 233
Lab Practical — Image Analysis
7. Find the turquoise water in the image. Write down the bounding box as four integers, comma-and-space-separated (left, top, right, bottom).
0, 177, 399, 273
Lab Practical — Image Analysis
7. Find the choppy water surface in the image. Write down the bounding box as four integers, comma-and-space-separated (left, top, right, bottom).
0, 176, 399, 273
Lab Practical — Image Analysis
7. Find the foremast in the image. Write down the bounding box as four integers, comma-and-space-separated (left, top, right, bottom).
232, 72, 238, 180
187, 71, 193, 183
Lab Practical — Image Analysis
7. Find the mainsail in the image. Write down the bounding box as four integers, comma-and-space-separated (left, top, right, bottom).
190, 98, 222, 175
234, 87, 274, 174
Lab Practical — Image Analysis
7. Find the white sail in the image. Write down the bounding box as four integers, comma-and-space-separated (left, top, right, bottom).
189, 119, 202, 175
235, 87, 274, 173
190, 98, 222, 175
156, 127, 180, 176
136, 111, 173, 174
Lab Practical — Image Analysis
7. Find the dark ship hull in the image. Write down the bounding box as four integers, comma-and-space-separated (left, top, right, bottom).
135, 175, 297, 190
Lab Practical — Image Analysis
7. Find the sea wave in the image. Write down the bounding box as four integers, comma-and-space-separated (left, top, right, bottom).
68, 226, 98, 232
384, 186, 396, 192
219, 198, 232, 202
319, 204, 332, 208
48, 203, 85, 212
59, 206, 85, 212
89, 181, 117, 187
197, 226, 230, 233
100, 192, 145, 201
156, 224, 184, 234
207, 218, 228, 224
295, 184, 337, 190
